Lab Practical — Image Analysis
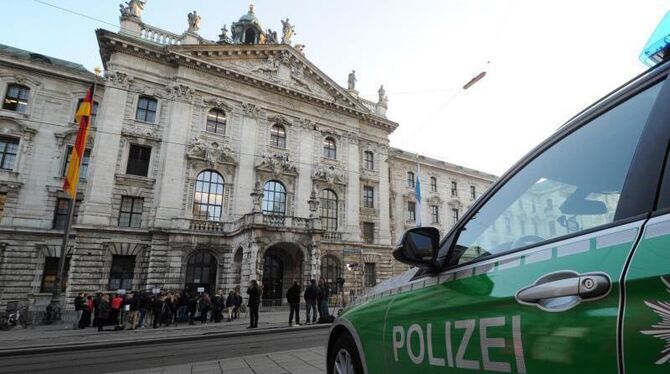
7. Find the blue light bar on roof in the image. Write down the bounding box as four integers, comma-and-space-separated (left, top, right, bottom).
641, 11, 670, 67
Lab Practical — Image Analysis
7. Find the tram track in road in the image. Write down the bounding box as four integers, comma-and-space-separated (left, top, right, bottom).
0, 328, 329, 374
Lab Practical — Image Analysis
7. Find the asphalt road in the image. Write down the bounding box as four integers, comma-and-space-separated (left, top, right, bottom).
0, 328, 329, 374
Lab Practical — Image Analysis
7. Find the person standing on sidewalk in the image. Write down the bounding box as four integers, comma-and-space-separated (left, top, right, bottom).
198, 292, 211, 324
287, 281, 301, 327
125, 292, 139, 330
110, 293, 123, 327
234, 287, 242, 320
73, 293, 85, 329
304, 279, 318, 324
225, 290, 235, 322
96, 294, 111, 332
317, 277, 330, 321
177, 290, 189, 324
138, 291, 150, 328
79, 294, 93, 329
152, 294, 164, 329
247, 280, 260, 328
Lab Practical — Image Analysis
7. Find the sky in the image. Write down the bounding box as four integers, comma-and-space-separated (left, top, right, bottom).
1, 0, 668, 175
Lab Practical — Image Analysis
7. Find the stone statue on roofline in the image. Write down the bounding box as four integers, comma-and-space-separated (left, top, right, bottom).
187, 10, 201, 33
347, 70, 357, 91
281, 18, 295, 44
218, 25, 230, 43
378, 85, 387, 103
119, 0, 145, 18
266, 29, 279, 44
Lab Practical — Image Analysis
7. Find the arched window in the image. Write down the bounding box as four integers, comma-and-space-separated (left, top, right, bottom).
323, 137, 336, 159
3, 84, 30, 113
206, 108, 226, 135
321, 255, 342, 294
364, 151, 374, 170
270, 124, 286, 148
320, 189, 338, 231
185, 251, 217, 294
193, 170, 224, 220
407, 171, 415, 188
262, 180, 287, 216
430, 177, 438, 192
244, 28, 257, 44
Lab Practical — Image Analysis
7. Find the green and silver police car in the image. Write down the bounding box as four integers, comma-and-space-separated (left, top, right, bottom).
327, 12, 670, 374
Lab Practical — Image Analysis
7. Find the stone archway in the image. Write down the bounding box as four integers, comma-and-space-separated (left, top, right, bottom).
259, 242, 306, 306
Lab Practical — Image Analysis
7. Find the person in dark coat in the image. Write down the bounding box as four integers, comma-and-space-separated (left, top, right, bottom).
317, 277, 330, 320
73, 293, 85, 329
78, 294, 93, 329
96, 294, 111, 332
286, 281, 301, 326
178, 291, 189, 323
304, 279, 318, 324
234, 288, 242, 320
138, 291, 151, 328
212, 291, 223, 323
152, 295, 164, 328
247, 280, 260, 328
199, 293, 211, 324
188, 293, 198, 325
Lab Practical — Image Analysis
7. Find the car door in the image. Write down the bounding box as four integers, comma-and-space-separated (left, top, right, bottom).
621, 73, 670, 373
383, 75, 666, 374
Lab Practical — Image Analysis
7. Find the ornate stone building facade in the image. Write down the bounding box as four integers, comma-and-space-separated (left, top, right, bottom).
0, 5, 495, 311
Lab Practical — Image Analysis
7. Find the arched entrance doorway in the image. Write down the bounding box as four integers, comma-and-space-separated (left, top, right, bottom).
185, 251, 217, 294
262, 253, 283, 304
261, 243, 305, 306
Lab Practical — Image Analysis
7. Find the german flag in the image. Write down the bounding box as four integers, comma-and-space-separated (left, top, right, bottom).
63, 85, 94, 199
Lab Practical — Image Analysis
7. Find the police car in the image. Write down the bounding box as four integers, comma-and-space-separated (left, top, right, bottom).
327, 11, 670, 374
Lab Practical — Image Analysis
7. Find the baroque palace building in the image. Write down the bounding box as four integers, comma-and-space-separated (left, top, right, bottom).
0, 3, 496, 312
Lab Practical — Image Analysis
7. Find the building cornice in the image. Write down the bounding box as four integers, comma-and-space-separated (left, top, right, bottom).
96, 28, 399, 134
390, 147, 498, 182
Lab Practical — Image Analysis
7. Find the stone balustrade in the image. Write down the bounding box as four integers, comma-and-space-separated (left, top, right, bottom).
323, 231, 343, 241
140, 23, 183, 45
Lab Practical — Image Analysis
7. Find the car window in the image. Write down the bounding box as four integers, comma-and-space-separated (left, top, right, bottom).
447, 81, 662, 266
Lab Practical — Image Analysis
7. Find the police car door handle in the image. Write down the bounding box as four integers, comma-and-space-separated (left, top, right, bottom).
516, 271, 611, 311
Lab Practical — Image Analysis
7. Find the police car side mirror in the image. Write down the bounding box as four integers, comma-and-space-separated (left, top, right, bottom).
393, 227, 440, 270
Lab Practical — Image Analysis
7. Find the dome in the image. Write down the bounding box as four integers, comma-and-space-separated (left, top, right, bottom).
238, 4, 261, 26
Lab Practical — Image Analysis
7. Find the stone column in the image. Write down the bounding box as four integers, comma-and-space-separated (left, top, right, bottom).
345, 137, 361, 240
295, 122, 314, 218
153, 88, 194, 228
233, 104, 259, 217
79, 73, 129, 226
378, 146, 392, 245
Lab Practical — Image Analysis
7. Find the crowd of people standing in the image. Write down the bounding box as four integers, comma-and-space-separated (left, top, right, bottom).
73, 287, 243, 331
70, 276, 335, 332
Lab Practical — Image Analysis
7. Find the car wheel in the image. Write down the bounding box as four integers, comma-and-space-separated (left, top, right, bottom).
329, 332, 364, 374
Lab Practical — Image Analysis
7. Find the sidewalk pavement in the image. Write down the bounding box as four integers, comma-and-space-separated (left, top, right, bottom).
111, 346, 327, 374
0, 311, 326, 352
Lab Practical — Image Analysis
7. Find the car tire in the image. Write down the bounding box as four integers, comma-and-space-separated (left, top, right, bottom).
329, 332, 364, 374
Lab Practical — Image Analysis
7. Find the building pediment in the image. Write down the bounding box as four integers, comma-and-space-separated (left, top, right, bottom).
170, 44, 367, 111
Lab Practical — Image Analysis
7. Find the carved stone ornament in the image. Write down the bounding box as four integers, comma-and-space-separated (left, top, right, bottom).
186, 137, 236, 165
123, 122, 160, 139
187, 10, 201, 33
307, 187, 320, 217
251, 55, 280, 81
267, 114, 291, 127
119, 0, 145, 18
203, 97, 233, 112
250, 178, 264, 213
311, 164, 345, 185
289, 61, 311, 92
255, 152, 297, 176
166, 83, 196, 102
241, 103, 261, 118
105, 71, 134, 89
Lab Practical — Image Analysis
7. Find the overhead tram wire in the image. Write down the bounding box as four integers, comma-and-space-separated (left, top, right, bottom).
33, 0, 119, 28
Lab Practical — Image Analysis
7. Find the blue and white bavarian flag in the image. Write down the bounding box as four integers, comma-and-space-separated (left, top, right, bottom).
415, 161, 422, 227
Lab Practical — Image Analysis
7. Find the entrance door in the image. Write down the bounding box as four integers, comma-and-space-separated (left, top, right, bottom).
185, 252, 217, 294
263, 254, 283, 304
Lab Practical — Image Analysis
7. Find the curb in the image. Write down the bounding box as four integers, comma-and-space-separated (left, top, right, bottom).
0, 323, 330, 357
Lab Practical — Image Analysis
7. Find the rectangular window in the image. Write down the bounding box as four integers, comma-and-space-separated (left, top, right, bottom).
363, 186, 374, 208
431, 205, 439, 223
364, 151, 374, 170
118, 196, 143, 228
451, 181, 458, 196
135, 96, 157, 123
126, 144, 151, 177
470, 185, 476, 200
364, 263, 376, 287
108, 255, 135, 290
40, 257, 70, 292
53, 198, 80, 230
452, 208, 459, 225
363, 222, 375, 243
407, 172, 415, 188
3, 84, 30, 113
430, 177, 437, 192
408, 201, 416, 221
0, 136, 19, 170
63, 146, 91, 179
